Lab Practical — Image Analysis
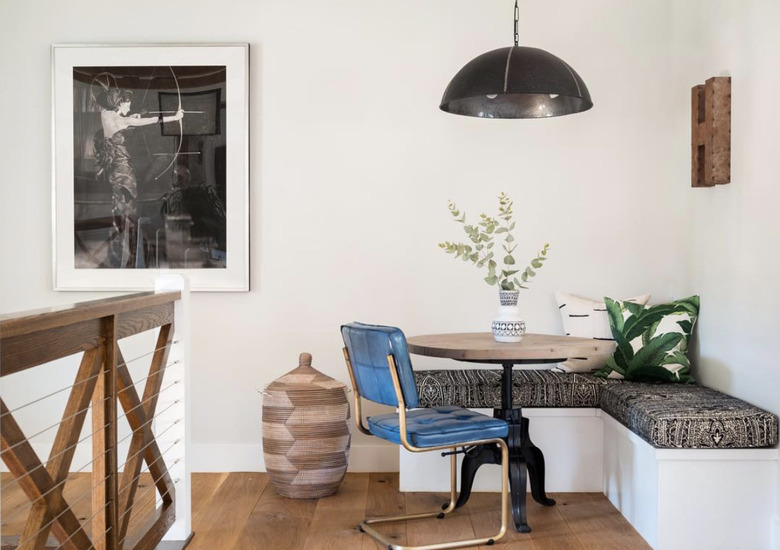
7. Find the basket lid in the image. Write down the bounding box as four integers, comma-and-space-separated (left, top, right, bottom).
265, 353, 347, 391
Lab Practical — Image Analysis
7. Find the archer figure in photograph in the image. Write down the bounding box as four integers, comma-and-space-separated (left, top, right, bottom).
91, 73, 184, 268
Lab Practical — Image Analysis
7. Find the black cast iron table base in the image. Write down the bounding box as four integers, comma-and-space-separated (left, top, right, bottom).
454, 361, 557, 533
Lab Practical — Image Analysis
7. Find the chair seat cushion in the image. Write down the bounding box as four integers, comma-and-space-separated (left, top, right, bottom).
600, 382, 779, 448
367, 406, 508, 448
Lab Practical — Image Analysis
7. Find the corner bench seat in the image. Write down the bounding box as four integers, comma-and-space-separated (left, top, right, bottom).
414, 369, 778, 449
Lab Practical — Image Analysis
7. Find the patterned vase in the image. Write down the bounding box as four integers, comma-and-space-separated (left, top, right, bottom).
492, 289, 526, 343
261, 353, 351, 499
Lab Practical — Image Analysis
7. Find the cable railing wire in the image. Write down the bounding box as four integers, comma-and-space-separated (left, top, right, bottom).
4, 451, 181, 547
49, 503, 112, 550
0, 370, 103, 420
0, 396, 112, 460
2, 377, 180, 465
115, 379, 182, 425
0, 394, 182, 496
0, 341, 180, 420
0, 438, 182, 538
116, 477, 182, 548
116, 360, 181, 398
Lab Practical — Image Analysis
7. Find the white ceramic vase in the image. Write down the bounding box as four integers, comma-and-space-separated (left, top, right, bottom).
492, 289, 526, 343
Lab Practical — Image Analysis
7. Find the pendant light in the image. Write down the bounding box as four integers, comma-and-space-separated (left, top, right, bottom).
440, 0, 593, 119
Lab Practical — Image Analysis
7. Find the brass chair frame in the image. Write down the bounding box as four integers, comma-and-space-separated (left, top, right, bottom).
343, 348, 509, 550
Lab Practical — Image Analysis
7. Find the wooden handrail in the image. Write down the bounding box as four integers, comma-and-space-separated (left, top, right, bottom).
1, 291, 180, 338
1, 290, 188, 550
1, 292, 181, 377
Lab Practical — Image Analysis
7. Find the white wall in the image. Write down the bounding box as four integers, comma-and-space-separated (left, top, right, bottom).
669, 1, 780, 544
0, 0, 683, 471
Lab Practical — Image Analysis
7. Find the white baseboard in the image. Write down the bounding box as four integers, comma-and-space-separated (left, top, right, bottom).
190, 441, 397, 473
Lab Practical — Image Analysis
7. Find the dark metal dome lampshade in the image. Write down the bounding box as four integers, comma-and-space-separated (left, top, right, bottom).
440, 2, 593, 119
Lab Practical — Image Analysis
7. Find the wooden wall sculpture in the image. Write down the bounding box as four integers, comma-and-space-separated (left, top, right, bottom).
691, 76, 731, 187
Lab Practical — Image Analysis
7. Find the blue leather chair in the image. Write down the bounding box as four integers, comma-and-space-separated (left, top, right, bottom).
341, 322, 509, 550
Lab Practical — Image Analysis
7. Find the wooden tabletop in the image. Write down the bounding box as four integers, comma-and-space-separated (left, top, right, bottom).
406, 332, 613, 363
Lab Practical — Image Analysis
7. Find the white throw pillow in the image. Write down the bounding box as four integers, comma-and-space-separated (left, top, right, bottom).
553, 292, 651, 373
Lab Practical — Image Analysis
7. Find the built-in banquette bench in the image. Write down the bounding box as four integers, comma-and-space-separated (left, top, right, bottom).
400, 369, 779, 550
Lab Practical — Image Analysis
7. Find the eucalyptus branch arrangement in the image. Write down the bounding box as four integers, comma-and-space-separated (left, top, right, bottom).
438, 192, 550, 291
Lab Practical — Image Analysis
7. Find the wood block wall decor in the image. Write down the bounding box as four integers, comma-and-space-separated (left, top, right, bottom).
691, 76, 731, 187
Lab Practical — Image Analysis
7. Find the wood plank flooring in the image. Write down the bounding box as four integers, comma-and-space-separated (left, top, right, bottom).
1, 472, 652, 550
187, 473, 652, 550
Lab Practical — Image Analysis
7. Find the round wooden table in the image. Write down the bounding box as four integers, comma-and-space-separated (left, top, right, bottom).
406, 332, 613, 533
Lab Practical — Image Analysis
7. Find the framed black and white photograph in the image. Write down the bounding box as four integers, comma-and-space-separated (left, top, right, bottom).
52, 44, 249, 291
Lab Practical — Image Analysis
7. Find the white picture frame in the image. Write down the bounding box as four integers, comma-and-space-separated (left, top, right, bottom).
52, 43, 249, 291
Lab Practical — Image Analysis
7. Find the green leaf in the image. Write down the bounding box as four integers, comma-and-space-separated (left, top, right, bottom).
624, 306, 679, 341
605, 356, 627, 376
504, 255, 515, 265
495, 228, 508, 234
524, 267, 535, 277
677, 319, 693, 336
642, 319, 662, 347
531, 259, 542, 268
505, 234, 515, 242
484, 275, 498, 285
611, 332, 634, 368
605, 297, 625, 335
521, 272, 528, 282
659, 351, 689, 368
630, 332, 684, 370
623, 301, 645, 316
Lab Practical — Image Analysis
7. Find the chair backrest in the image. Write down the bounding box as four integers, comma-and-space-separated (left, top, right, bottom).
340, 322, 420, 409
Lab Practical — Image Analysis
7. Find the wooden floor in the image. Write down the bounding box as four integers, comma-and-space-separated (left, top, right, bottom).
1, 472, 652, 549
186, 473, 653, 550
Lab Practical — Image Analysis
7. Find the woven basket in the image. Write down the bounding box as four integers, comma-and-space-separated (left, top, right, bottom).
261, 353, 351, 499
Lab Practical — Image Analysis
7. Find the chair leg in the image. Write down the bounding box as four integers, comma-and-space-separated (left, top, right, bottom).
442, 448, 457, 513
358, 441, 510, 550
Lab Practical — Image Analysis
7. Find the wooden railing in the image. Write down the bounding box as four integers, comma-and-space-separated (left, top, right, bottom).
0, 286, 191, 550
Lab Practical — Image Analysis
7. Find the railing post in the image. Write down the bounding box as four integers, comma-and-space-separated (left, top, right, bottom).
93, 314, 119, 550
155, 275, 191, 544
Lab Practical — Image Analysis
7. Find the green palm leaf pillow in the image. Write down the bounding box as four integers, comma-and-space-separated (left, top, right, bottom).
595, 295, 700, 383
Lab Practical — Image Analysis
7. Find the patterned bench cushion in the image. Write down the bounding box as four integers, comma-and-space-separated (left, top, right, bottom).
599, 382, 779, 449
414, 369, 612, 409
413, 369, 779, 449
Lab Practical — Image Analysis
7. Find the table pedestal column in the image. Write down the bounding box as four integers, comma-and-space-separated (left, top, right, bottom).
454, 363, 555, 532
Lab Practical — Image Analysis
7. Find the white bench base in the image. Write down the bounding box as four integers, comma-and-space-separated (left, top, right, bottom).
399, 408, 779, 550
602, 411, 778, 550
